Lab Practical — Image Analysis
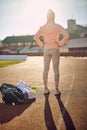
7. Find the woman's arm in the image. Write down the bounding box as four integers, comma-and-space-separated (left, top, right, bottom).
58, 25, 70, 47
34, 27, 44, 47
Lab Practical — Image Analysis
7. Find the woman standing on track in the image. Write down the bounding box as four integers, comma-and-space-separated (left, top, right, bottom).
34, 9, 70, 95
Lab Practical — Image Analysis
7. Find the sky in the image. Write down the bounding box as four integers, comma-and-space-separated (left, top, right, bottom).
0, 0, 87, 40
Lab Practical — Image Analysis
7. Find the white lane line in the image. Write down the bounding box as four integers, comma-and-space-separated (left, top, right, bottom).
58, 65, 75, 130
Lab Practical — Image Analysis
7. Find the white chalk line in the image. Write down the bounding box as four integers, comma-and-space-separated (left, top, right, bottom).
57, 65, 75, 130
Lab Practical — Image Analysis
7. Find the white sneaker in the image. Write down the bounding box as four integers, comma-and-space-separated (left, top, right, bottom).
44, 88, 50, 95
55, 89, 61, 96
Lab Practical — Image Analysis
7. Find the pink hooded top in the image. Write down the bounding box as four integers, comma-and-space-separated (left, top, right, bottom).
34, 22, 70, 49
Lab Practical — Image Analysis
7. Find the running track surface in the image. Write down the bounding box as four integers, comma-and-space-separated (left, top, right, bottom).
0, 56, 87, 130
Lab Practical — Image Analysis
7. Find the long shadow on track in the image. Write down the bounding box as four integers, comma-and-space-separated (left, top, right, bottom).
0, 102, 33, 124
56, 95, 76, 130
44, 94, 76, 130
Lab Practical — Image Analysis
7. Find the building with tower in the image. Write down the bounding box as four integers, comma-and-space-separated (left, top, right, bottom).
67, 19, 87, 38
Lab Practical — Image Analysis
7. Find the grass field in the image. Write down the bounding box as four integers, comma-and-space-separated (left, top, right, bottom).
0, 60, 24, 68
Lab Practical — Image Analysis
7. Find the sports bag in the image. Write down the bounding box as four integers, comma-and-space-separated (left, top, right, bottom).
0, 83, 35, 105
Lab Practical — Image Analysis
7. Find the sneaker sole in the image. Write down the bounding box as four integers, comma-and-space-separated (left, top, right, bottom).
55, 92, 61, 96
44, 91, 50, 95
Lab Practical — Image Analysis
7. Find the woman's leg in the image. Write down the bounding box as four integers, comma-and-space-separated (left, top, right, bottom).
43, 49, 51, 90
52, 49, 60, 93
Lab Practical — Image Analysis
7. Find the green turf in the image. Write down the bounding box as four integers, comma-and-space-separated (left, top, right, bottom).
0, 60, 24, 68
